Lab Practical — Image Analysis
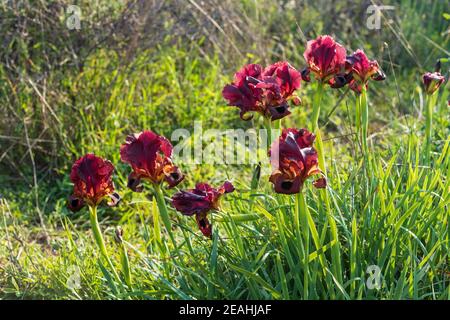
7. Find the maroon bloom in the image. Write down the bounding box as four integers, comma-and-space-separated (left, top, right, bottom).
222, 64, 263, 120
171, 181, 235, 238
269, 129, 325, 194
422, 72, 445, 95
68, 154, 120, 212
120, 130, 184, 191
262, 61, 302, 99
345, 49, 385, 93
303, 35, 347, 83
222, 62, 301, 121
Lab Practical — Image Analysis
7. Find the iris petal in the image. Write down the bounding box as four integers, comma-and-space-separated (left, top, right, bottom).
127, 172, 143, 192
301, 67, 311, 82
196, 213, 212, 239
67, 195, 85, 212
107, 192, 121, 207
163, 165, 184, 189
269, 103, 291, 121
313, 178, 327, 189
262, 61, 301, 97
269, 172, 302, 194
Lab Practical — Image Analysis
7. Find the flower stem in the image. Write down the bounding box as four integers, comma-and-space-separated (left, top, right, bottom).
312, 82, 343, 288
311, 82, 324, 133
355, 93, 361, 147
263, 117, 273, 150
360, 86, 369, 157
88, 206, 121, 284
311, 82, 326, 176
425, 94, 435, 165
297, 192, 310, 299
153, 184, 178, 253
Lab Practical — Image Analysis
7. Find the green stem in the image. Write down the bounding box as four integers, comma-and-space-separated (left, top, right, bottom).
311, 82, 324, 133
361, 86, 369, 157
297, 192, 310, 299
321, 190, 342, 291
425, 94, 435, 165
264, 117, 273, 150
154, 184, 178, 252
89, 206, 121, 283
273, 118, 281, 130
315, 131, 326, 176
312, 82, 342, 289
249, 163, 261, 212
350, 211, 357, 298
311, 82, 327, 176
355, 93, 361, 147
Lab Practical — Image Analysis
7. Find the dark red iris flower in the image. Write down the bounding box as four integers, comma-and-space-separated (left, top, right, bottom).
302, 35, 347, 83
269, 129, 325, 194
262, 61, 302, 98
68, 154, 120, 212
222, 61, 301, 121
120, 130, 184, 191
345, 49, 385, 93
422, 72, 445, 95
171, 181, 235, 238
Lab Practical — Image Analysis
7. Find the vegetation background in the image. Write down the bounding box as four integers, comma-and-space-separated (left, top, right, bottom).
0, 0, 448, 299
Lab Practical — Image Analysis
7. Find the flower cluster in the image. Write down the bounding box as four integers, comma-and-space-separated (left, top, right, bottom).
68, 129, 234, 238
301, 35, 385, 92
222, 61, 301, 121
221, 35, 388, 194
68, 35, 445, 244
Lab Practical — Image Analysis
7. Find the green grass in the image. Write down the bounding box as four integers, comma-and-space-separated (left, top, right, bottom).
1, 123, 449, 299
0, 0, 449, 300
